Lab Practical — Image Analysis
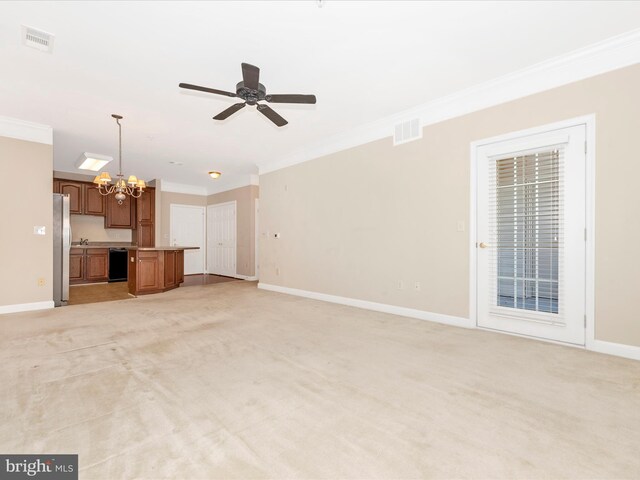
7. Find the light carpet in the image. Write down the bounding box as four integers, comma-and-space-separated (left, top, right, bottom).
0, 281, 639, 479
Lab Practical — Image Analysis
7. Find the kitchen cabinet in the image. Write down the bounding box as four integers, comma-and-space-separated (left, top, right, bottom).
105, 193, 135, 229
85, 249, 109, 282
133, 187, 155, 247
53, 179, 106, 216
69, 248, 85, 284
128, 248, 187, 296
83, 184, 106, 216
59, 181, 83, 215
163, 249, 184, 288
129, 250, 162, 294
69, 248, 108, 284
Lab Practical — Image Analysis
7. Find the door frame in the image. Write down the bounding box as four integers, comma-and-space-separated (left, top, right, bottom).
255, 198, 259, 280
469, 114, 596, 348
206, 200, 237, 277
169, 203, 206, 274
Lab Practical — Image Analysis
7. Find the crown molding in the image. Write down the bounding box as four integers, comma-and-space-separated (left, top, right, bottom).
258, 28, 640, 175
0, 116, 53, 145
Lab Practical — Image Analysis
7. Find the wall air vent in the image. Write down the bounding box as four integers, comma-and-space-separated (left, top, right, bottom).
393, 118, 422, 146
21, 25, 54, 53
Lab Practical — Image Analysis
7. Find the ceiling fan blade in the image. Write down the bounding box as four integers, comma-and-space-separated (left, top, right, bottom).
241, 63, 260, 91
257, 104, 288, 127
179, 83, 237, 98
265, 94, 317, 104
213, 102, 246, 120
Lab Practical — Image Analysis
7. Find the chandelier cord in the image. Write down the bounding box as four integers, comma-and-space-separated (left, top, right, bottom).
115, 116, 123, 177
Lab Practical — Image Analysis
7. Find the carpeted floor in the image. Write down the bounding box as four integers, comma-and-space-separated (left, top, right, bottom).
1, 281, 639, 479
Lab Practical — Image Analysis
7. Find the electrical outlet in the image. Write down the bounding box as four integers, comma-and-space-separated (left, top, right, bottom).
276, 267, 280, 276
397, 280, 404, 290
457, 221, 465, 232
274, 232, 281, 239
414, 282, 421, 291
37, 278, 45, 287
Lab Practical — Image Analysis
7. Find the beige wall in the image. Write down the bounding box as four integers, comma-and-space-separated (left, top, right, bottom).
69, 215, 132, 242
158, 191, 207, 246
260, 64, 640, 348
0, 136, 53, 307
208, 185, 259, 277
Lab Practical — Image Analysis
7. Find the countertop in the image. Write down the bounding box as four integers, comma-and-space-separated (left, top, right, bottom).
127, 246, 199, 251
71, 243, 198, 250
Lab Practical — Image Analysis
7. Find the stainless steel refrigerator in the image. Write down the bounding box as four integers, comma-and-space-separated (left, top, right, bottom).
53, 193, 71, 306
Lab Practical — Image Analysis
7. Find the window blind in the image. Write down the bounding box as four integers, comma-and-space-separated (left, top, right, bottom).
488, 147, 564, 323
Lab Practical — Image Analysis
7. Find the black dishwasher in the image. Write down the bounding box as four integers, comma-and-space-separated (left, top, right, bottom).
108, 248, 128, 282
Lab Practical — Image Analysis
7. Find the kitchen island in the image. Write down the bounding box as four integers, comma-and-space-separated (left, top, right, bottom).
127, 246, 199, 296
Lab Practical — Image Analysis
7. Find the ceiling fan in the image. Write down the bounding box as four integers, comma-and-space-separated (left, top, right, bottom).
179, 63, 316, 127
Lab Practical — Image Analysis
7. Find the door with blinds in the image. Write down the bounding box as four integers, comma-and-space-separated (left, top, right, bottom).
476, 124, 586, 344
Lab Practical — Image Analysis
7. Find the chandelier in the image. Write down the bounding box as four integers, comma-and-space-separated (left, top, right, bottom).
93, 114, 145, 205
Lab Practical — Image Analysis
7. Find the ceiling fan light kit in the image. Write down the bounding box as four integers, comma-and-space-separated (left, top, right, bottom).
180, 62, 316, 127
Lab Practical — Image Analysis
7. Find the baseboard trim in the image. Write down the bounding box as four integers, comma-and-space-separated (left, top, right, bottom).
257, 283, 472, 329
257, 283, 640, 362
0, 301, 55, 315
590, 340, 640, 362
236, 275, 258, 281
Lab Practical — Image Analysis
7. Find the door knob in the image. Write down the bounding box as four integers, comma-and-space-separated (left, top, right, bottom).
479, 242, 491, 249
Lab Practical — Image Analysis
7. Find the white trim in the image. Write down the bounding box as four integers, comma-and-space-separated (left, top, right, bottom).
469, 115, 596, 346
258, 29, 640, 175
235, 274, 258, 281
257, 283, 472, 329
0, 301, 54, 315
0, 116, 53, 145
591, 340, 640, 362
161, 181, 208, 196
584, 117, 597, 352
254, 198, 259, 281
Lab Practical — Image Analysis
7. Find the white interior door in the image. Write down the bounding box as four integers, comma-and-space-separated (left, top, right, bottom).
207, 202, 237, 277
476, 124, 586, 345
170, 204, 206, 275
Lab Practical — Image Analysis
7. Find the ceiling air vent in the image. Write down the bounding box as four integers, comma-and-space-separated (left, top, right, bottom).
21, 25, 54, 53
394, 118, 422, 146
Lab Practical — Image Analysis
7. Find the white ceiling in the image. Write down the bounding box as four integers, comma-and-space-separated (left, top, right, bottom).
1, 1, 640, 194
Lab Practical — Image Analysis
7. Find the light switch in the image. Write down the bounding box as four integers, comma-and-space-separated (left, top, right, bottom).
457, 221, 465, 232
33, 226, 46, 235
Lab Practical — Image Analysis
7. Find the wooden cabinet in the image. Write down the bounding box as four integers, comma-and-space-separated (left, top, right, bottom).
137, 251, 162, 293
83, 184, 106, 216
134, 188, 155, 247
176, 250, 184, 284
53, 179, 105, 216
105, 193, 135, 229
85, 249, 109, 282
128, 249, 187, 296
70, 248, 109, 284
69, 248, 85, 284
59, 181, 84, 214
164, 250, 177, 289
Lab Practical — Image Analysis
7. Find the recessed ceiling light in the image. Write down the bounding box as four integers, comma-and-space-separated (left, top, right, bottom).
76, 152, 112, 171
208, 171, 222, 179
169, 161, 183, 166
